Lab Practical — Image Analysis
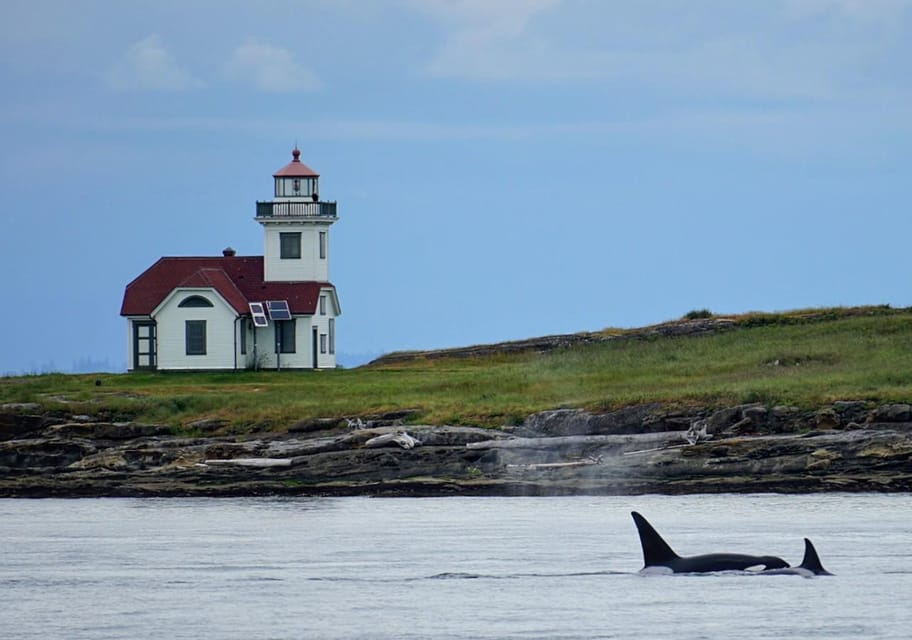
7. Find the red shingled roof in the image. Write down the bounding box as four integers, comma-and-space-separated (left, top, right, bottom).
273, 147, 319, 178
120, 256, 333, 316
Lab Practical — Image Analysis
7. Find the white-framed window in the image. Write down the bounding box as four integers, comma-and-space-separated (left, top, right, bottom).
320, 333, 327, 354
178, 295, 213, 308
275, 320, 296, 353
319, 295, 326, 315
328, 318, 335, 354
240, 318, 247, 354
185, 320, 206, 355
280, 232, 301, 259
319, 231, 326, 259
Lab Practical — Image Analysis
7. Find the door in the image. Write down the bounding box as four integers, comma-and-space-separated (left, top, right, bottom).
132, 321, 157, 370
312, 327, 318, 369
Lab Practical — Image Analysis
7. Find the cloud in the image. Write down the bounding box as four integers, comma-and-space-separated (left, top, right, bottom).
785, 0, 912, 22
224, 41, 322, 92
407, 0, 563, 79
405, 0, 911, 104
105, 34, 203, 91
406, 0, 561, 31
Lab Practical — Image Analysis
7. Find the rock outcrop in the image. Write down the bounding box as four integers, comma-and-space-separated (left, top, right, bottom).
1, 402, 910, 497
369, 308, 897, 365
369, 318, 738, 365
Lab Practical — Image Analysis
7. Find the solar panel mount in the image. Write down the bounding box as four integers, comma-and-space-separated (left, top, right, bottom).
249, 302, 269, 327
267, 300, 292, 321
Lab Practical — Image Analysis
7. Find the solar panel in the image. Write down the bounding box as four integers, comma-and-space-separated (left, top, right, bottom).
267, 300, 292, 321
249, 302, 269, 327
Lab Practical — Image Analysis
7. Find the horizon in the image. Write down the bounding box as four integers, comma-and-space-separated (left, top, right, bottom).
2, 1, 911, 375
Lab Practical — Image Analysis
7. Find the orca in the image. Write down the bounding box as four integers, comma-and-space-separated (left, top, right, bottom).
631, 511, 832, 575
761, 538, 833, 577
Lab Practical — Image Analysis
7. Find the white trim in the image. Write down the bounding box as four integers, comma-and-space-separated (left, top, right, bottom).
151, 287, 239, 319
321, 287, 342, 316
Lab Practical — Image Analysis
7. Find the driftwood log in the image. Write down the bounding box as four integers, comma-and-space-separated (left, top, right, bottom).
506, 457, 602, 470
203, 458, 294, 468
466, 432, 682, 452
364, 431, 420, 449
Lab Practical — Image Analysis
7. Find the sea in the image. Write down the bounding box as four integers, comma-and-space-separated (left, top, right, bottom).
1, 493, 909, 639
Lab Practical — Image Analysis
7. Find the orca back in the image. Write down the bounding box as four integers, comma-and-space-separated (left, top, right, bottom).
799, 538, 833, 575
631, 511, 679, 567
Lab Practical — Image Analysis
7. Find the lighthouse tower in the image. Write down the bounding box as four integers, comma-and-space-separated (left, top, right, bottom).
256, 147, 338, 282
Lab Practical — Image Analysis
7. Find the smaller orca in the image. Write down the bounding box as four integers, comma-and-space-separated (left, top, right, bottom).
631, 511, 832, 575
762, 538, 833, 577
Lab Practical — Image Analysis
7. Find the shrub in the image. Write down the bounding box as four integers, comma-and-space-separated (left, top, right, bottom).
683, 309, 714, 320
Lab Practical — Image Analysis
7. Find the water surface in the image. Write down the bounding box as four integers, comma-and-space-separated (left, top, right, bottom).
1, 494, 909, 639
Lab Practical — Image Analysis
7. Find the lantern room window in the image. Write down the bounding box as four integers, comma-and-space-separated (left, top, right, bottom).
275, 176, 317, 197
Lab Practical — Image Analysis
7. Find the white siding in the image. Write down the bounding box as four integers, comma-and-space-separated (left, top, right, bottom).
244, 316, 322, 369
238, 319, 255, 370
143, 289, 336, 371
263, 223, 331, 282
153, 290, 238, 370
310, 287, 339, 368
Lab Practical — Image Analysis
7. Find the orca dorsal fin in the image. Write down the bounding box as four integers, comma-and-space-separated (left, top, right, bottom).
799, 538, 832, 575
631, 511, 680, 567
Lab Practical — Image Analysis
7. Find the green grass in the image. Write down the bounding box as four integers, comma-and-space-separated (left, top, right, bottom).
3, 307, 912, 430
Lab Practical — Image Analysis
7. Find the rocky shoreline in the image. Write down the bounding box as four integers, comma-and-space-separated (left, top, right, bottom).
2, 401, 911, 498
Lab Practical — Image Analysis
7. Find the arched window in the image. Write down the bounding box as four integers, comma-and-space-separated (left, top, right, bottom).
178, 295, 213, 308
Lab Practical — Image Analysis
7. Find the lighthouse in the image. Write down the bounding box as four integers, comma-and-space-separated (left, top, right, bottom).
121, 147, 341, 370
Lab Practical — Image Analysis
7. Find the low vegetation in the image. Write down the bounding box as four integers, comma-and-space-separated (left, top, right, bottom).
3, 306, 911, 430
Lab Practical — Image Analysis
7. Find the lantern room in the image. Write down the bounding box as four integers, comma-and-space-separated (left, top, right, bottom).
273, 147, 319, 199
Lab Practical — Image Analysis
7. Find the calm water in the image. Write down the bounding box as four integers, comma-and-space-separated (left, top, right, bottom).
1, 494, 910, 639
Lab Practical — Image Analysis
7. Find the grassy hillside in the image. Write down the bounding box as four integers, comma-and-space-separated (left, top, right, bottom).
3, 306, 912, 431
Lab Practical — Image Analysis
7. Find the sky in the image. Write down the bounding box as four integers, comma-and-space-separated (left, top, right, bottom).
1, 0, 911, 373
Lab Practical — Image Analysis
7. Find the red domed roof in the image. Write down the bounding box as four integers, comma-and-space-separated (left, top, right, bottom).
274, 147, 319, 177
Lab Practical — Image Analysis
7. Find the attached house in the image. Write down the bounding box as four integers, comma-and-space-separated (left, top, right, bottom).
120, 148, 341, 371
